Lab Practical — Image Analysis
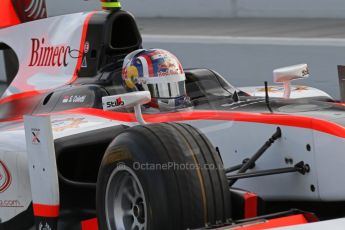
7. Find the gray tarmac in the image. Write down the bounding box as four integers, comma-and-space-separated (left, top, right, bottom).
137, 18, 345, 38
138, 18, 345, 99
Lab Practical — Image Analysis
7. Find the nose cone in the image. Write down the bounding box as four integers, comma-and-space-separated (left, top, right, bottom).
100, 0, 121, 11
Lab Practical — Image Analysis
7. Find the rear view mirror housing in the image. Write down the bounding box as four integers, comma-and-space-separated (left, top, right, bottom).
102, 91, 151, 124
273, 64, 309, 99
102, 91, 151, 110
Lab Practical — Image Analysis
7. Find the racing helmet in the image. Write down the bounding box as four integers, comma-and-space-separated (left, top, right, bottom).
122, 49, 190, 110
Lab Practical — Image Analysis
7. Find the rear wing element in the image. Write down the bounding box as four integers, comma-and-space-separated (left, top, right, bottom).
24, 115, 59, 230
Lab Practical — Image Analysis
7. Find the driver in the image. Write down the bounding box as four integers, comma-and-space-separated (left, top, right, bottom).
122, 48, 191, 111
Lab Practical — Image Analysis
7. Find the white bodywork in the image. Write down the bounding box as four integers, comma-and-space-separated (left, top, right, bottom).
239, 85, 333, 99
0, 113, 134, 222
0, 12, 92, 222
190, 119, 345, 201
24, 115, 59, 216
0, 129, 31, 222
0, 11, 91, 97
2, 110, 345, 223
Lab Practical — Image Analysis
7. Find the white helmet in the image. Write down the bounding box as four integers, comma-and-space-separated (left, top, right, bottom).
122, 49, 190, 110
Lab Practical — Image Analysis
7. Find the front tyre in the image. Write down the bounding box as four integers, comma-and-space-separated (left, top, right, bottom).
96, 123, 231, 230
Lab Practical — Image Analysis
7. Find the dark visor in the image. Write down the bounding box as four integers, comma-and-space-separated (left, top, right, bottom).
145, 81, 186, 98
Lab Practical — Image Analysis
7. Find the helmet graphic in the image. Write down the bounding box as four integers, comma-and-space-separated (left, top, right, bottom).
122, 49, 190, 110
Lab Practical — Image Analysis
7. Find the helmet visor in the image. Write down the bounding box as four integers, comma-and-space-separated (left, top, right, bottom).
145, 81, 186, 98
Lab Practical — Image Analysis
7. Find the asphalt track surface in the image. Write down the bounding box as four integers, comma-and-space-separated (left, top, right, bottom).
138, 18, 345, 99
137, 18, 345, 38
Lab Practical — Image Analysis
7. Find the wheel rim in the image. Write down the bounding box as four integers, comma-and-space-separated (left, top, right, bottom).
105, 164, 147, 230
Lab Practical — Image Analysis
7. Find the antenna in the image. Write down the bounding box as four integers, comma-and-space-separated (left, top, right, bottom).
265, 81, 273, 113
232, 91, 239, 102
100, 0, 122, 11
338, 65, 345, 102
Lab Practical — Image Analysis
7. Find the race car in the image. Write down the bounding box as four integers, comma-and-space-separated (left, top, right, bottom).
1, 0, 345, 230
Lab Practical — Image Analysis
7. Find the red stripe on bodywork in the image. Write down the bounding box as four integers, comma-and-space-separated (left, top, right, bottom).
1, 107, 345, 138
233, 214, 308, 229
57, 108, 345, 138
0, 91, 41, 105
69, 11, 96, 83
81, 218, 99, 230
33, 204, 59, 217
244, 192, 257, 218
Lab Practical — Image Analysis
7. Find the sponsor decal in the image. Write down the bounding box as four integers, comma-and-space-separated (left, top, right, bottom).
106, 97, 125, 108
28, 38, 71, 67
52, 118, 87, 132
62, 95, 87, 103
0, 199, 23, 208
39, 222, 52, 230
31, 128, 41, 144
256, 86, 309, 93
157, 59, 179, 77
221, 98, 265, 108
292, 86, 309, 91
84, 41, 90, 54
0, 161, 11, 193
81, 56, 87, 68
62, 96, 69, 103
151, 53, 166, 60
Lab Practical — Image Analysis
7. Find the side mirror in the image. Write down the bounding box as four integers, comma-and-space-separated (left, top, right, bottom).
102, 91, 151, 124
273, 64, 309, 99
